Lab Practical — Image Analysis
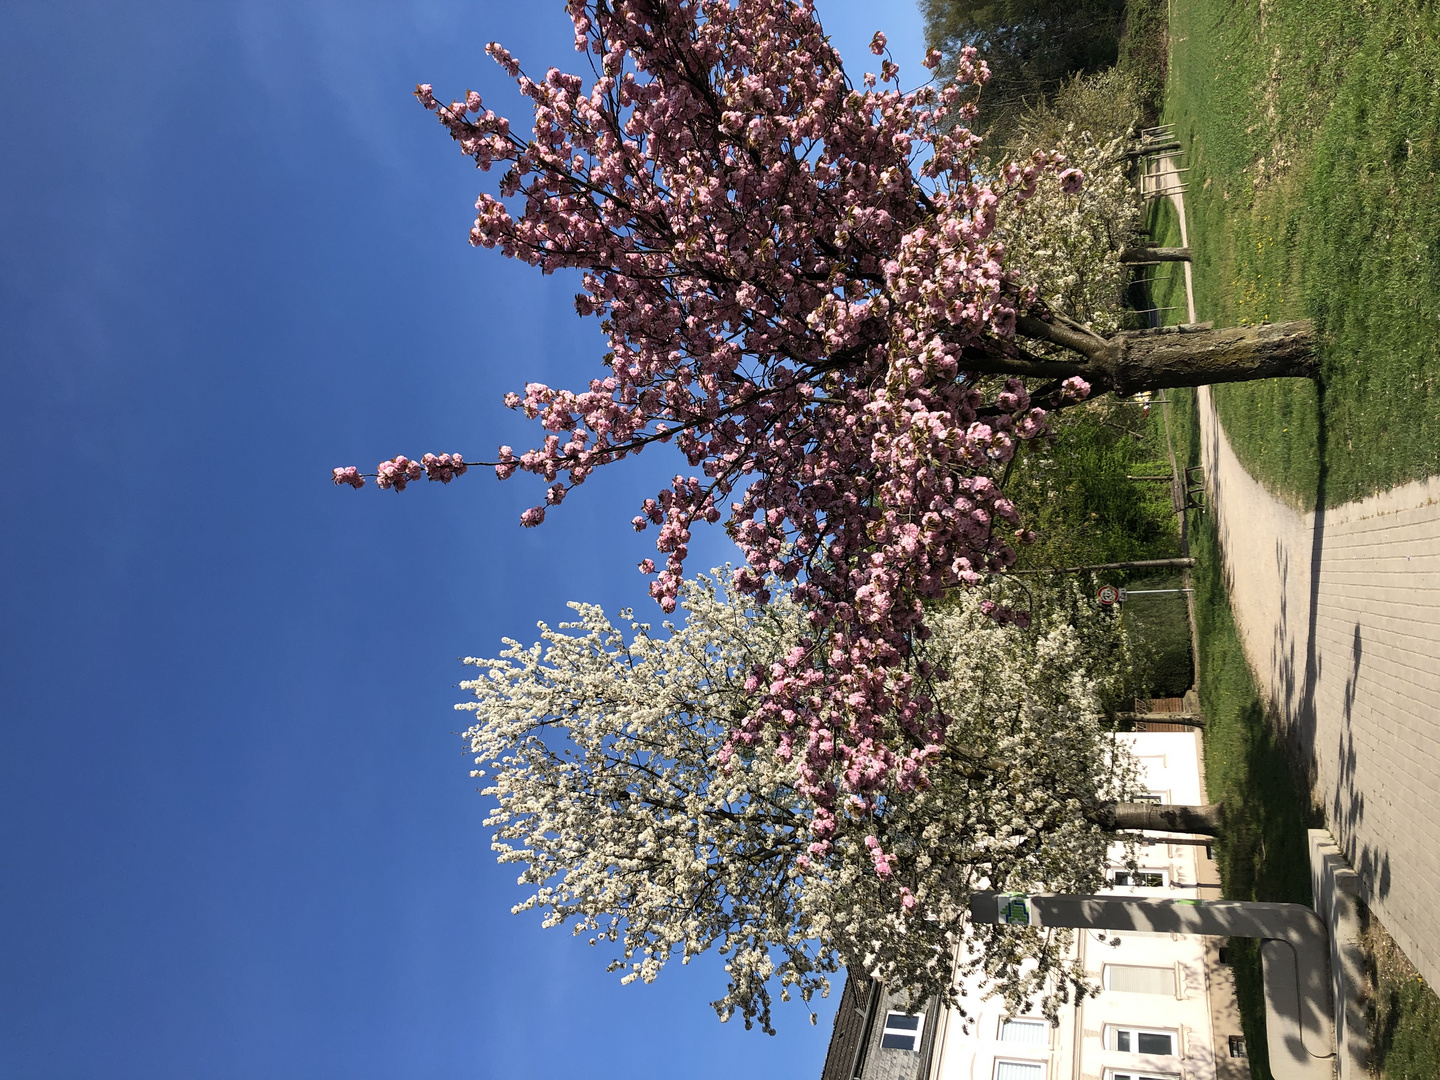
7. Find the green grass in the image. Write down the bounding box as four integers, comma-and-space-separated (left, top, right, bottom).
1159, 0, 1440, 508
1136, 4, 1440, 1071
1367, 914, 1440, 1080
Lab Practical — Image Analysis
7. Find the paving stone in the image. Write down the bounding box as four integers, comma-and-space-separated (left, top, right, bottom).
1198, 387, 1440, 991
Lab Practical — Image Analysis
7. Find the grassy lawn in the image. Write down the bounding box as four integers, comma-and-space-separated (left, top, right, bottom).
1159, 0, 1440, 508
1366, 914, 1440, 1080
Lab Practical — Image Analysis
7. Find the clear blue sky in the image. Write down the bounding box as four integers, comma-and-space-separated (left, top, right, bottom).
0, 2, 924, 1076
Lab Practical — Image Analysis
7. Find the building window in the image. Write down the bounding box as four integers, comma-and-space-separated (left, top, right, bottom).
1104, 1072, 1180, 1080
1106, 1026, 1177, 1056
1133, 791, 1165, 804
999, 1018, 1049, 1046
1103, 964, 1177, 996
881, 1010, 924, 1052
1229, 1035, 1248, 1058
1107, 868, 1169, 888
1217, 946, 1231, 964
994, 1061, 1045, 1080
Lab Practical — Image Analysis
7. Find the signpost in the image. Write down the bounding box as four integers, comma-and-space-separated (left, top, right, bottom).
1097, 585, 1193, 607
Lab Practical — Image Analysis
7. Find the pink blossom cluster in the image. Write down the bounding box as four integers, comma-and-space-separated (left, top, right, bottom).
421, 452, 468, 483
413, 0, 1092, 870
376, 456, 424, 491
332, 466, 365, 489
332, 455, 471, 490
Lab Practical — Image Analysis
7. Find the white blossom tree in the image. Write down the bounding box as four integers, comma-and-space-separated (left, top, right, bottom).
994, 132, 1143, 341
458, 575, 1143, 1032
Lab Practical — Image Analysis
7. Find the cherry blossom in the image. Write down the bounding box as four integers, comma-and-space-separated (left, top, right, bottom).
376, 456, 424, 491
331, 466, 365, 489
391, 0, 1102, 838
421, 452, 468, 483
339, 0, 1318, 871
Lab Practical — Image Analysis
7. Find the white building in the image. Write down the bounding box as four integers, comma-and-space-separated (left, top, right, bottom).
821, 731, 1248, 1080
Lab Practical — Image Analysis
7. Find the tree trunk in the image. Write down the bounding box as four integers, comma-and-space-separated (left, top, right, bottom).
1124, 140, 1182, 158
1013, 558, 1196, 575
964, 318, 1318, 396
1090, 801, 1223, 835
1102, 321, 1317, 395
1119, 246, 1192, 264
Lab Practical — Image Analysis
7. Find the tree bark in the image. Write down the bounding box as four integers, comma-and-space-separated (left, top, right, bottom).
1119, 246, 1192, 264
1090, 801, 1224, 835
1105, 321, 1318, 393
1013, 558, 1196, 574
1124, 140, 1182, 158
990, 318, 1319, 396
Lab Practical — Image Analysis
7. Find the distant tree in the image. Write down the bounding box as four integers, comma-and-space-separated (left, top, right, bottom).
459, 574, 1147, 1031
921, 0, 1127, 141
337, 0, 1317, 889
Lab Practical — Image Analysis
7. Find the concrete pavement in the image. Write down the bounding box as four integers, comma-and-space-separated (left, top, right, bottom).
1198, 391, 1440, 992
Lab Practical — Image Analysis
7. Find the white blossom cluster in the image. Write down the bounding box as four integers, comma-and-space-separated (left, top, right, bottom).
457, 575, 1140, 1032
994, 76, 1146, 338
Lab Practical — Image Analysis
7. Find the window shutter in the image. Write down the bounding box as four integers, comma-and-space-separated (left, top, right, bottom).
993, 1062, 1044, 1080
999, 1019, 1048, 1046
1104, 964, 1177, 995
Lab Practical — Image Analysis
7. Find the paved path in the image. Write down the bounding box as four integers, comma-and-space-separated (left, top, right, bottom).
1198, 394, 1440, 991
1147, 149, 1440, 989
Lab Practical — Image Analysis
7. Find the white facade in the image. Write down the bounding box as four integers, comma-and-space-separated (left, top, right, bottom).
827, 732, 1248, 1080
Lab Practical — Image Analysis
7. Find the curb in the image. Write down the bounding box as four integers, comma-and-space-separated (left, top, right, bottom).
1309, 829, 1373, 1079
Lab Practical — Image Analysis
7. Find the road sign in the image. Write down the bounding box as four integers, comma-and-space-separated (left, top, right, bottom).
1097, 584, 1121, 606
997, 894, 1032, 925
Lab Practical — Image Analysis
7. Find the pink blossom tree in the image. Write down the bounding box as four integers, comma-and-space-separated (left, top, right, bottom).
338, 0, 1312, 861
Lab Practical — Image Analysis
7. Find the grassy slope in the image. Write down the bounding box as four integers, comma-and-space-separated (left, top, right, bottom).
1162, 0, 1440, 508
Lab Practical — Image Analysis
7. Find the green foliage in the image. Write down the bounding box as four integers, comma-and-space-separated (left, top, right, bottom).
1000, 67, 1144, 158
1114, 0, 1168, 122
1007, 401, 1178, 572
921, 0, 1126, 141
1004, 402, 1191, 698
1161, 0, 1440, 507
1116, 574, 1191, 697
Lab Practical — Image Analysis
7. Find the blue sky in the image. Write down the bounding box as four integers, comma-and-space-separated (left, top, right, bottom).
0, 2, 924, 1076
